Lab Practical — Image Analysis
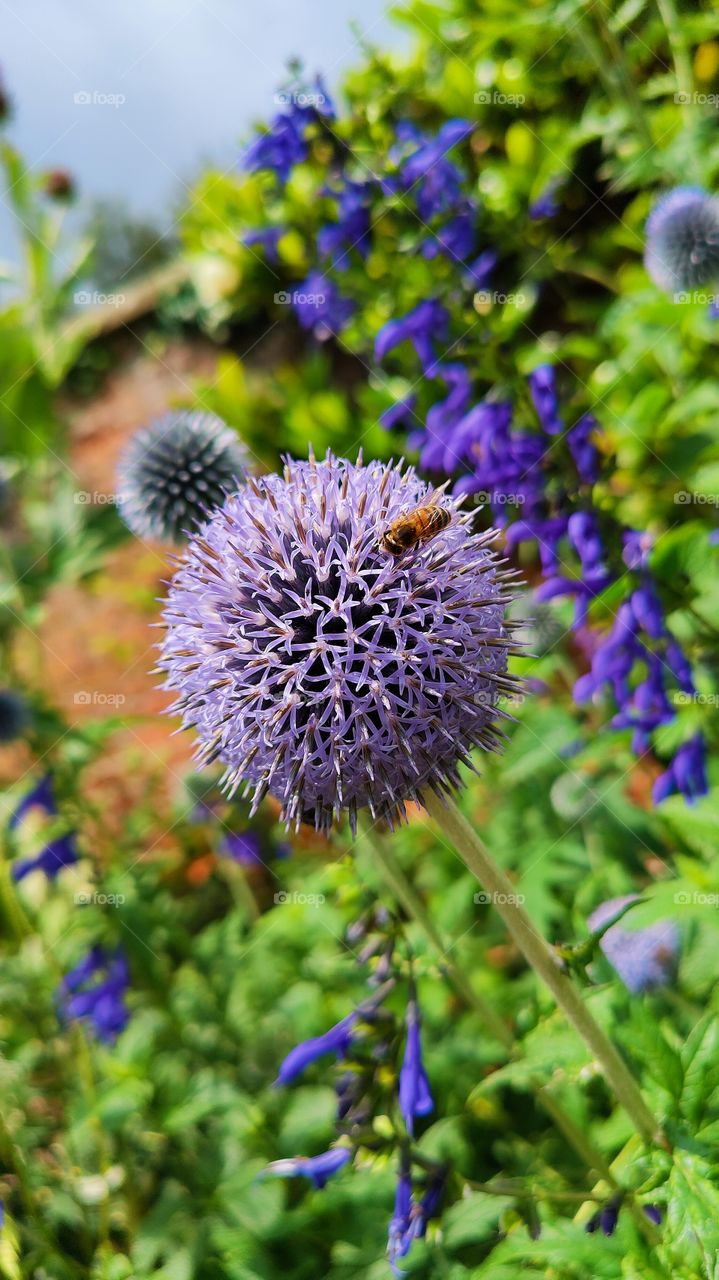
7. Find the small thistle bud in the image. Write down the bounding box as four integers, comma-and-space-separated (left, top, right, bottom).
44, 169, 75, 201
117, 410, 249, 543
160, 453, 522, 832
645, 187, 719, 293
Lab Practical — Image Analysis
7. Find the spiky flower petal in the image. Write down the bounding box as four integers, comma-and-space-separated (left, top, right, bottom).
117, 411, 249, 543
645, 187, 719, 293
160, 453, 521, 833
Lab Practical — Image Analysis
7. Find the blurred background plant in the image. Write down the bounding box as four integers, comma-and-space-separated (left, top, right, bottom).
0, 1, 719, 1278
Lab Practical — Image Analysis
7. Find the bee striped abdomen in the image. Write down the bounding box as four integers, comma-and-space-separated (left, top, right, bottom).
380, 504, 451, 556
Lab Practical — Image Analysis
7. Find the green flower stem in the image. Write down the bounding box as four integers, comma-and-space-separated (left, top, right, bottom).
422, 792, 665, 1150
360, 824, 620, 1187
361, 828, 512, 1048
655, 0, 694, 105
0, 836, 34, 942
576, 2, 654, 151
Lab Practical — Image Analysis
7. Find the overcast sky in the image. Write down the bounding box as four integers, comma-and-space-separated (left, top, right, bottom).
0, 0, 405, 251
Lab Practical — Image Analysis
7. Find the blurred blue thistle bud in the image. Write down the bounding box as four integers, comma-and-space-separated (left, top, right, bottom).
588, 896, 679, 994
117, 410, 249, 543
645, 187, 719, 293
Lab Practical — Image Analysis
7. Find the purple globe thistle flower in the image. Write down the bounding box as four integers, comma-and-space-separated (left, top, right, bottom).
12, 831, 79, 882
653, 733, 708, 805
117, 411, 249, 544
264, 1146, 351, 1189
8, 773, 56, 830
588, 896, 679, 994
374, 301, 449, 374
58, 947, 130, 1043
160, 453, 520, 833
398, 994, 433, 1137
292, 270, 355, 339
645, 187, 719, 293
528, 364, 563, 436
0, 689, 29, 743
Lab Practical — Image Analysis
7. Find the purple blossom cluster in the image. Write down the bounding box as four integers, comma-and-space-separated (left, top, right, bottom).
241, 78, 335, 186
57, 947, 130, 1044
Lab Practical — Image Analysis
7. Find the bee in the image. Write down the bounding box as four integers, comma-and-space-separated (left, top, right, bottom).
380, 503, 451, 556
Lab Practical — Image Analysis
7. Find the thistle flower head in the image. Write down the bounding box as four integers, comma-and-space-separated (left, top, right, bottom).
160, 453, 521, 833
645, 187, 719, 293
117, 410, 249, 543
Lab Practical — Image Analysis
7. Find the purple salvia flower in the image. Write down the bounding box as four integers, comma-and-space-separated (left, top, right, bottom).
243, 227, 283, 263
412, 363, 472, 472
276, 1011, 358, 1085
58, 947, 130, 1043
264, 1146, 351, 1189
567, 414, 600, 485
464, 248, 498, 290
387, 1167, 414, 1275
292, 270, 355, 339
242, 79, 335, 185
644, 187, 719, 293
529, 182, 560, 220
588, 896, 679, 994
318, 180, 373, 269
374, 300, 449, 373
422, 204, 477, 264
12, 831, 79, 882
398, 119, 472, 220
160, 453, 520, 834
622, 529, 653, 570
644, 1204, 663, 1226
528, 364, 563, 435
8, 774, 56, 830
398, 995, 433, 1137
653, 734, 708, 805
381, 394, 418, 432
220, 830, 263, 865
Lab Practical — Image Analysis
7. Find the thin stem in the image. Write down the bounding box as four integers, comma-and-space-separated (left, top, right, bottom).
423, 792, 665, 1150
359, 824, 622, 1188
362, 829, 512, 1049
655, 0, 694, 104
